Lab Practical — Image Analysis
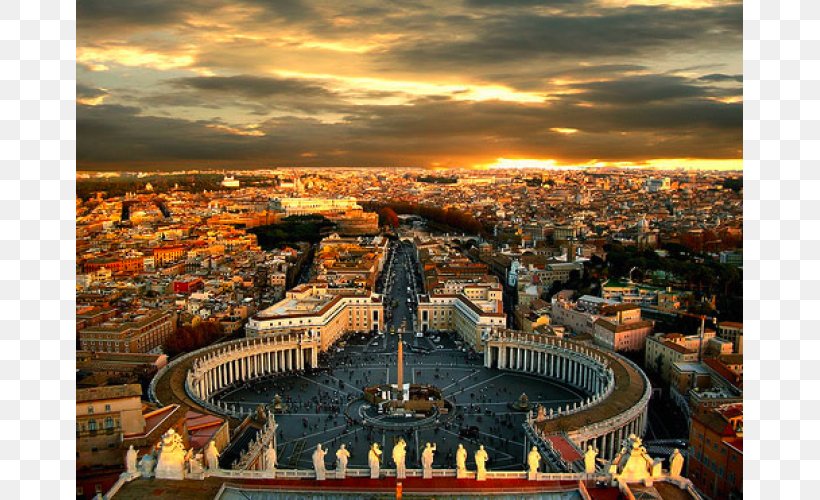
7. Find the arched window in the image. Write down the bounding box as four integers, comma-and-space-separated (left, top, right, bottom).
88, 420, 97, 432
105, 417, 114, 429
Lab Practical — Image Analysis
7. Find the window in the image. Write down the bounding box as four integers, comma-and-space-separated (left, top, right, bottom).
104, 404, 111, 412
87, 405, 94, 414
88, 419, 97, 432
105, 417, 114, 429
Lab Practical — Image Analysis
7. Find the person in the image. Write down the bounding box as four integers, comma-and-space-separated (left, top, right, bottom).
336, 444, 351, 477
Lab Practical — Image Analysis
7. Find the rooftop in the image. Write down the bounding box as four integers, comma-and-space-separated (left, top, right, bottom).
76, 383, 143, 403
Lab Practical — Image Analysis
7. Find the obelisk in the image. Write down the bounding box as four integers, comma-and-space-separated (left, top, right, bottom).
397, 340, 404, 395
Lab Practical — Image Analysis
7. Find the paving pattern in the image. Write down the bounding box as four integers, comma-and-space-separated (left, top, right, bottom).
209, 242, 583, 472
213, 331, 585, 471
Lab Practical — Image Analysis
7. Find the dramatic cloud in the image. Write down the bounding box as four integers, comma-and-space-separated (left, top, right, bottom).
76, 0, 742, 170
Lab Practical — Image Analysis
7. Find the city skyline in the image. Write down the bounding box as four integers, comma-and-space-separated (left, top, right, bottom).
78, 0, 741, 171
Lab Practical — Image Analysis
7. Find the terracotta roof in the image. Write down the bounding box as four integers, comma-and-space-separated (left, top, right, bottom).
545, 435, 583, 462
593, 319, 653, 333
600, 303, 641, 314
76, 383, 142, 403
719, 321, 743, 329
661, 341, 696, 355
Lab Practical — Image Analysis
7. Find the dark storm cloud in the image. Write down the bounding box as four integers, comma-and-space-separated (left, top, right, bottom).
466, 0, 583, 7
569, 75, 711, 104
76, 0, 742, 168
160, 75, 407, 115
77, 0, 198, 37
77, 83, 108, 101
481, 64, 648, 91
78, 85, 741, 169
240, 0, 318, 22
380, 4, 741, 69
698, 73, 743, 83
171, 75, 335, 99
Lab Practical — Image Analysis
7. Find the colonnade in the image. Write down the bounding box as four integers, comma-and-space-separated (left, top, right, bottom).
186, 335, 321, 404
576, 409, 648, 460
487, 342, 610, 396
484, 330, 651, 463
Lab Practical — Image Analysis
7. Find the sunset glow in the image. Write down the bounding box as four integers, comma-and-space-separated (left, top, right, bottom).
77, 0, 742, 170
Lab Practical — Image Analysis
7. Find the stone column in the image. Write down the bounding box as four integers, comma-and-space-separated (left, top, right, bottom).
607, 431, 615, 459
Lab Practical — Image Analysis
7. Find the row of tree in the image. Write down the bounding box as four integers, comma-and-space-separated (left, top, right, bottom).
364, 201, 486, 235
248, 215, 335, 250
164, 321, 226, 358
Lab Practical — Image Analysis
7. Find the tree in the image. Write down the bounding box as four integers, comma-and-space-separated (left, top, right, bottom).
164, 320, 225, 357
378, 207, 399, 229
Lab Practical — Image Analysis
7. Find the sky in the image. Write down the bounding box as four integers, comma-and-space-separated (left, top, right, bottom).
77, 0, 742, 171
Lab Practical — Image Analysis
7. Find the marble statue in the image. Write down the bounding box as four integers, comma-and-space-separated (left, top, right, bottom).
265, 443, 278, 474
456, 444, 468, 479
393, 438, 407, 479
368, 443, 382, 479
312, 444, 327, 480
155, 429, 187, 480
205, 440, 221, 471
669, 448, 684, 477
584, 445, 598, 474
125, 445, 139, 475
527, 446, 540, 480
421, 442, 437, 479
609, 434, 662, 483
189, 453, 204, 475
138, 451, 156, 477
475, 445, 489, 481
336, 444, 350, 479
184, 449, 194, 473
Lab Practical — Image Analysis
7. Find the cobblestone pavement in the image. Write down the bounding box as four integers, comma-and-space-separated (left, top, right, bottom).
213, 242, 583, 472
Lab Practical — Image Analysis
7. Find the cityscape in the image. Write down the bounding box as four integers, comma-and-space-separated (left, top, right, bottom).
76, 167, 742, 499
76, 0, 742, 499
